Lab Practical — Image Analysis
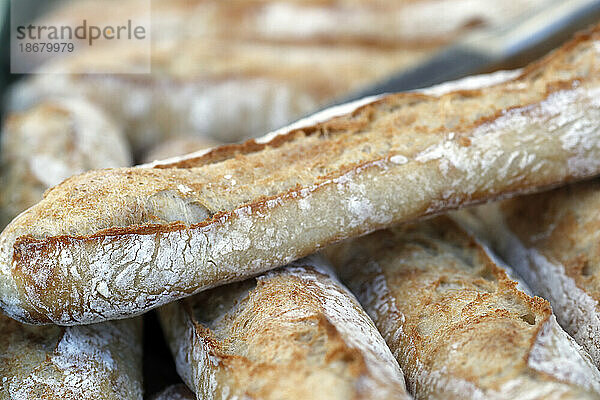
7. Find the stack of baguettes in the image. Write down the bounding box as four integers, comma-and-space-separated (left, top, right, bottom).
3, 3, 600, 400
7, 0, 553, 155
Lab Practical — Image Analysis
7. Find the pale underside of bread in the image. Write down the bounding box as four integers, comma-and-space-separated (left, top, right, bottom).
0, 314, 142, 399
0, 98, 132, 229
151, 384, 195, 400
158, 256, 410, 400
458, 179, 600, 368
323, 217, 600, 399
2, 26, 600, 325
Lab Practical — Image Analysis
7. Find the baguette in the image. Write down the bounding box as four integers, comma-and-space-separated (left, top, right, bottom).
9, 0, 551, 151
0, 315, 142, 399
0, 98, 132, 229
3, 25, 600, 325
457, 179, 600, 368
324, 217, 600, 399
158, 256, 411, 400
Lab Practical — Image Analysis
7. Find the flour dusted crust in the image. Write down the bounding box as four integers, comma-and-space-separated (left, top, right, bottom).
158, 256, 410, 400
0, 315, 142, 399
461, 180, 600, 368
324, 217, 600, 399
144, 69, 520, 169
0, 98, 132, 229
2, 26, 600, 324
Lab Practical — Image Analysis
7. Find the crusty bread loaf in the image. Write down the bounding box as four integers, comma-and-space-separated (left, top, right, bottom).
158, 256, 411, 400
0, 98, 132, 229
456, 179, 600, 368
151, 384, 195, 400
324, 217, 600, 399
2, 25, 600, 325
0, 315, 142, 399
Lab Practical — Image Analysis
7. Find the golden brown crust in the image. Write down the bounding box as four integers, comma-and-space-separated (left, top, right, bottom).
468, 179, 600, 367
158, 257, 410, 400
501, 182, 600, 302
9, 38, 430, 151
324, 217, 600, 399
10, 0, 555, 150
2, 24, 600, 324
153, 24, 600, 169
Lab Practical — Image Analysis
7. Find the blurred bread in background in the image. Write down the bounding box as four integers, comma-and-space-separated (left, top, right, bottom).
0, 98, 132, 228
6, 0, 554, 156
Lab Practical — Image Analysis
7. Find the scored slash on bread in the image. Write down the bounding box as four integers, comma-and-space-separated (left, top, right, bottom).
457, 180, 600, 369
2, 25, 600, 325
158, 256, 411, 400
324, 217, 600, 399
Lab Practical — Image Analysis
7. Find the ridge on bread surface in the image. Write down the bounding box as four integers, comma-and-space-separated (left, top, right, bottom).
324, 217, 600, 399
159, 256, 411, 399
457, 180, 600, 368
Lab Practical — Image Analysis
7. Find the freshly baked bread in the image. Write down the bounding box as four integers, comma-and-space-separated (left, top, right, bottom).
0, 315, 142, 399
9, 0, 553, 151
151, 384, 194, 400
142, 137, 219, 165
0, 98, 132, 228
324, 217, 600, 399
456, 179, 600, 368
2, 25, 600, 325
158, 256, 411, 400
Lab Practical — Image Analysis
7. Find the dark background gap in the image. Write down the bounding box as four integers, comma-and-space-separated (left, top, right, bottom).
143, 311, 184, 397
